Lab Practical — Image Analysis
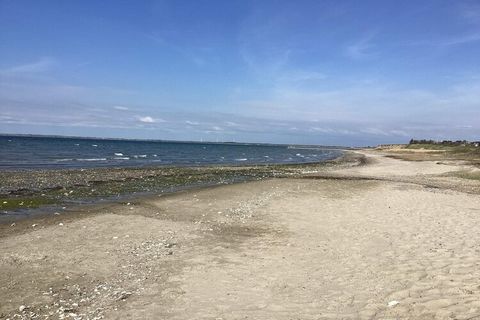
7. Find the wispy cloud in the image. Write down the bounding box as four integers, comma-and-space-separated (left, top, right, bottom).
276, 71, 327, 83
459, 1, 480, 25
146, 33, 210, 67
344, 35, 377, 60
113, 105, 129, 111
408, 33, 480, 47
3, 57, 55, 74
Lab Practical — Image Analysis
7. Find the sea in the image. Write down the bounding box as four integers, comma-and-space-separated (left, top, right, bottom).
0, 135, 343, 170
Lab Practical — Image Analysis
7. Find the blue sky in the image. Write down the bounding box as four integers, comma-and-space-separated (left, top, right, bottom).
0, 0, 479, 146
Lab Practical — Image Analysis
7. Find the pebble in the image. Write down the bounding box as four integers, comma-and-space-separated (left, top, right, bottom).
58, 223, 64, 226
388, 300, 400, 307
19, 305, 27, 312
32, 224, 37, 228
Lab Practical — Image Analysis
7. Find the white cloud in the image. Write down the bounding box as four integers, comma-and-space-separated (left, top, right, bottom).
137, 116, 157, 123
185, 120, 199, 125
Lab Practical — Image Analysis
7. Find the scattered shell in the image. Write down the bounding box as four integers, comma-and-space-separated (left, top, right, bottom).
388, 300, 399, 307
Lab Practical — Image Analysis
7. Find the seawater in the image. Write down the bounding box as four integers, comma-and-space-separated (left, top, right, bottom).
0, 135, 343, 170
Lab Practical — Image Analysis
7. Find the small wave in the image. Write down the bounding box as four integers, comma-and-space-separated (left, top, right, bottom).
153, 154, 158, 157
76, 158, 107, 161
114, 157, 130, 160
56, 159, 74, 162
296, 153, 304, 157
114, 152, 123, 156
91, 144, 98, 147
133, 154, 147, 158
235, 158, 248, 161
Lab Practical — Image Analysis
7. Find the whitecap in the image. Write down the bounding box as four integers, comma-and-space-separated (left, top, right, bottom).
235, 158, 248, 161
91, 144, 98, 147
114, 152, 123, 156
56, 159, 74, 162
76, 158, 107, 161
114, 157, 130, 160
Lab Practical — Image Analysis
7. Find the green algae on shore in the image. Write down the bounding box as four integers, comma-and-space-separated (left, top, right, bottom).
0, 152, 358, 214
0, 197, 57, 211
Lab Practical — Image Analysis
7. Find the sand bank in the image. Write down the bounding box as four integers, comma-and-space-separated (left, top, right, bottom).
1, 150, 480, 319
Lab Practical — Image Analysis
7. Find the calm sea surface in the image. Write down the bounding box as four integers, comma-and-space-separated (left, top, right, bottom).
0, 136, 343, 170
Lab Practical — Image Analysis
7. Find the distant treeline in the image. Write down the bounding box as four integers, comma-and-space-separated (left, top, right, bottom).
409, 139, 480, 146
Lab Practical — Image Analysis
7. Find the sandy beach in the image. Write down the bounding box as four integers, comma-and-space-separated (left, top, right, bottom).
1, 150, 480, 319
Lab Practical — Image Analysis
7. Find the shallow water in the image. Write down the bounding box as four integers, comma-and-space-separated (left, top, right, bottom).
0, 135, 342, 169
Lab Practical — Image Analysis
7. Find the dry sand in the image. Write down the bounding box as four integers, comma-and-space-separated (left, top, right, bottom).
1, 150, 480, 319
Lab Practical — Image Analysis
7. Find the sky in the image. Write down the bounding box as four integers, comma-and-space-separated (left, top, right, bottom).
0, 0, 479, 146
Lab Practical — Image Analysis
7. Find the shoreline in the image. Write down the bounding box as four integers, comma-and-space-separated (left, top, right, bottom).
2, 149, 479, 319
0, 151, 360, 222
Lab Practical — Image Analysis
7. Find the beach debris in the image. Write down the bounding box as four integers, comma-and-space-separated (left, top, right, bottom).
2, 201, 7, 204
58, 223, 64, 226
113, 236, 118, 239
117, 291, 132, 300
32, 224, 38, 228
388, 300, 400, 307
19, 305, 27, 312
10, 222, 15, 227
54, 212, 60, 215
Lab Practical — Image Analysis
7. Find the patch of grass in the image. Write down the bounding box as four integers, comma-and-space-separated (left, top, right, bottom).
405, 143, 480, 154
0, 197, 57, 211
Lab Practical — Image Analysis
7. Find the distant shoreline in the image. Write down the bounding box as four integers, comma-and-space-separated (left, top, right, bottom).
0, 133, 350, 149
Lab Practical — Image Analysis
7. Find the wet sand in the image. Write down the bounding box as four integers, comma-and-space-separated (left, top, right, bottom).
1, 150, 480, 319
